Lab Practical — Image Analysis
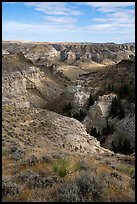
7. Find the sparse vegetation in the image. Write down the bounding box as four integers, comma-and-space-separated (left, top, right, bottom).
2, 153, 135, 202
76, 171, 107, 201
57, 171, 108, 202
107, 83, 135, 103
58, 183, 80, 202
117, 164, 135, 176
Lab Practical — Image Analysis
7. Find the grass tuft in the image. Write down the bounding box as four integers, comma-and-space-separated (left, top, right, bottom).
53, 159, 70, 177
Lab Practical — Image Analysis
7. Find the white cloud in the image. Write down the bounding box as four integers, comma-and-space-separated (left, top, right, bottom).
87, 2, 135, 42
2, 21, 89, 42
24, 2, 81, 16
94, 18, 107, 23
94, 9, 134, 25
2, 21, 79, 33
44, 16, 77, 25
2, 20, 135, 43
2, 2, 135, 43
80, 2, 135, 14
81, 2, 135, 8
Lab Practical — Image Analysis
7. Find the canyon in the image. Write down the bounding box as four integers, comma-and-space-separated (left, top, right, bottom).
2, 41, 135, 202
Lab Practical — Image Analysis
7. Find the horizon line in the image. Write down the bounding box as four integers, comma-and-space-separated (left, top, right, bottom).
2, 40, 135, 44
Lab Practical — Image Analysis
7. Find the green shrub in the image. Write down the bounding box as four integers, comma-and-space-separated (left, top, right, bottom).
123, 166, 135, 175
53, 159, 70, 177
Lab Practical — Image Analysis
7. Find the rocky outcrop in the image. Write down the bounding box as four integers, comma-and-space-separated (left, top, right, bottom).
2, 42, 135, 66
83, 94, 135, 151
97, 94, 117, 117
107, 101, 135, 149
24, 45, 60, 64
67, 84, 90, 112
83, 93, 116, 132
2, 53, 67, 108
2, 49, 9, 56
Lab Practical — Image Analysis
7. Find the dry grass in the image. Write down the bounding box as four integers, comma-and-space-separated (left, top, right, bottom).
95, 163, 113, 174
2, 154, 135, 202
105, 181, 134, 202
4, 189, 33, 202
2, 158, 16, 176
117, 164, 135, 175
2, 147, 7, 157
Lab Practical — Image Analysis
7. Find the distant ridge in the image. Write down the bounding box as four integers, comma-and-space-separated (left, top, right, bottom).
2, 40, 135, 45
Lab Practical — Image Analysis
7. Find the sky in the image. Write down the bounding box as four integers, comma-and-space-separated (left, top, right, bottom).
2, 2, 135, 43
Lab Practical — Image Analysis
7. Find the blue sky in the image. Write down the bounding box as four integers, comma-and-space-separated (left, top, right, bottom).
2, 2, 135, 43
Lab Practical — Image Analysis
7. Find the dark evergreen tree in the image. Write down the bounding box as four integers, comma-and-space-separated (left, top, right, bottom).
68, 102, 72, 110
87, 94, 94, 110
90, 127, 101, 139
118, 107, 125, 119
108, 84, 111, 91
112, 141, 116, 152
109, 97, 125, 119
116, 83, 134, 102
63, 102, 72, 113
108, 84, 114, 92
121, 138, 133, 155
111, 138, 133, 155
88, 94, 94, 106
102, 121, 114, 136
73, 109, 86, 122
